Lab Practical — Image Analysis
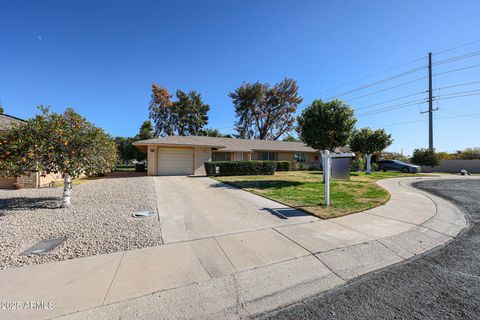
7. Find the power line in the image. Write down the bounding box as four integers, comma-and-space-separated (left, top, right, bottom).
433, 50, 480, 66
432, 40, 480, 56
433, 80, 480, 91
435, 89, 480, 98
355, 90, 427, 111
319, 55, 427, 95
347, 64, 480, 103
356, 98, 428, 117
434, 63, 480, 77
326, 66, 426, 100
345, 76, 428, 102
436, 91, 480, 101
332, 50, 480, 100
373, 112, 480, 128
357, 90, 480, 118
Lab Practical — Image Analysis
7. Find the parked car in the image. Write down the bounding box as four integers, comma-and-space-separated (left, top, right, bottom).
377, 160, 421, 173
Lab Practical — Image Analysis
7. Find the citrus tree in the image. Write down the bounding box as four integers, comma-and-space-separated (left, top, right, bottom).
350, 127, 393, 174
0, 106, 117, 207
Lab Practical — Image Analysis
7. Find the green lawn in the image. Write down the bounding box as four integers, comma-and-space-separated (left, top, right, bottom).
215, 171, 424, 219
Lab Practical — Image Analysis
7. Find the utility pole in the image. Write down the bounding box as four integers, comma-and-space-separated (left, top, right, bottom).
421, 52, 438, 151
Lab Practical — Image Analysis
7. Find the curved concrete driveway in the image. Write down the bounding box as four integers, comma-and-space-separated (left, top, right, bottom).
154, 176, 318, 243
0, 176, 470, 320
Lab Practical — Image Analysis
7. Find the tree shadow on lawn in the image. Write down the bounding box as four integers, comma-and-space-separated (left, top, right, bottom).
0, 197, 60, 214
210, 180, 303, 190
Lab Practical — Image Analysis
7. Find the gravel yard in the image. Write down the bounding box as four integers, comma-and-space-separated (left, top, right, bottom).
0, 174, 162, 269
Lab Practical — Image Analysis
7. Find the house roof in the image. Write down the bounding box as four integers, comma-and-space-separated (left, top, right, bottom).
0, 114, 25, 131
134, 136, 318, 153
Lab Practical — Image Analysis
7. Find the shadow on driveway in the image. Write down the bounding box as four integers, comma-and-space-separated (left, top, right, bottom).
209, 180, 302, 190
262, 207, 311, 219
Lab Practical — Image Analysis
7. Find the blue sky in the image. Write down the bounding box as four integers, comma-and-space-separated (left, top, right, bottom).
1, 0, 479, 155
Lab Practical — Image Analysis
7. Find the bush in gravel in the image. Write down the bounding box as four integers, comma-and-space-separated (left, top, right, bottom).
205, 161, 277, 176
276, 161, 291, 171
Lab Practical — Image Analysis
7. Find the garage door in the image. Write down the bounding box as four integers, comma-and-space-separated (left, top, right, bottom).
157, 148, 194, 175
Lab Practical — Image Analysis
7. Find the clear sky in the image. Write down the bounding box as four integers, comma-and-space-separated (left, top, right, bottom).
1, 0, 479, 155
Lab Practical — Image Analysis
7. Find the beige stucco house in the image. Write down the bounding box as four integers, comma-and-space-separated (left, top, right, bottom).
0, 114, 62, 189
134, 136, 321, 176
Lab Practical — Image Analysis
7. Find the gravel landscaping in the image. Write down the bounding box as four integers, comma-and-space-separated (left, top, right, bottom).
0, 174, 162, 269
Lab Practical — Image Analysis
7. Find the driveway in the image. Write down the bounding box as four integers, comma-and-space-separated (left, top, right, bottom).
154, 176, 318, 243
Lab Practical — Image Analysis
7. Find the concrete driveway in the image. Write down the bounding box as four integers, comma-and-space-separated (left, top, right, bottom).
153, 176, 318, 243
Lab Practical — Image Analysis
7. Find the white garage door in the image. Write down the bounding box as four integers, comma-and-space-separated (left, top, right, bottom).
157, 148, 194, 175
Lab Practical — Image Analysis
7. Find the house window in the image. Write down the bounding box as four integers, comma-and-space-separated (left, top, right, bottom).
294, 153, 306, 163
259, 152, 277, 160
212, 152, 231, 161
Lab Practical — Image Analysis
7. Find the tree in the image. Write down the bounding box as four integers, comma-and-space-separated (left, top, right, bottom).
114, 136, 138, 164
115, 121, 155, 164
0, 105, 3, 114
199, 128, 231, 138
148, 84, 210, 136
411, 148, 440, 167
229, 78, 302, 140
0, 106, 117, 207
283, 135, 299, 142
297, 99, 356, 151
136, 120, 154, 140
350, 127, 393, 174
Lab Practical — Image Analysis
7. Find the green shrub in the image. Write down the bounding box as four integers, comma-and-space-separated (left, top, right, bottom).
411, 148, 440, 167
276, 161, 291, 171
351, 159, 365, 172
204, 161, 278, 176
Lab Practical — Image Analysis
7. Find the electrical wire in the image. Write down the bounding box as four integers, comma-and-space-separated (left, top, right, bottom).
319, 56, 427, 94
345, 76, 428, 102
355, 90, 427, 111
433, 50, 480, 66
433, 80, 480, 91
326, 66, 426, 100
356, 99, 428, 117
432, 40, 480, 56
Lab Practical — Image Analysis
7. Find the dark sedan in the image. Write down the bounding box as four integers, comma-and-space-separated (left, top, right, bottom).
377, 160, 421, 173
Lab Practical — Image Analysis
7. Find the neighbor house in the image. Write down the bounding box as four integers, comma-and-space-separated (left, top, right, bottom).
0, 113, 62, 189
133, 136, 321, 176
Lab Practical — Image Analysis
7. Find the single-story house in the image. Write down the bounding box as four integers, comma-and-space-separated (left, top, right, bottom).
133, 136, 321, 176
0, 113, 62, 189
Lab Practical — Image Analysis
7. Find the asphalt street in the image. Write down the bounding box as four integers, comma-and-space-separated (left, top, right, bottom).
257, 179, 480, 320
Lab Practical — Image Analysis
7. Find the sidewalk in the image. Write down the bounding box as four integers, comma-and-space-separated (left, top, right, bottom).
0, 176, 469, 320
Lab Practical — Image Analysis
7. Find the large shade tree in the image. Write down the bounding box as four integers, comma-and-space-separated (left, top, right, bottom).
229, 78, 302, 140
350, 127, 393, 174
0, 107, 117, 207
148, 84, 210, 136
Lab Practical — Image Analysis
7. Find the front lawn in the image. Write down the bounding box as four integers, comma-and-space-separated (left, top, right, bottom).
215, 171, 422, 219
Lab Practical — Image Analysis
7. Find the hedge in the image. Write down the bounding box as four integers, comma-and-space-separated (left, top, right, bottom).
204, 161, 278, 176
276, 161, 291, 171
